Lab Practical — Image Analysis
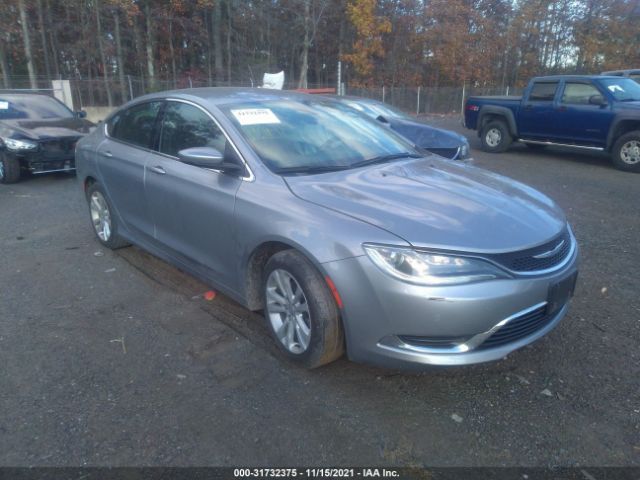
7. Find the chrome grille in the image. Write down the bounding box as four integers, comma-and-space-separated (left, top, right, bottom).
486, 229, 572, 273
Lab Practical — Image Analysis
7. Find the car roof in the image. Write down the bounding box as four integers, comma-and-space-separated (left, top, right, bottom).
530, 75, 620, 82
601, 69, 640, 75
131, 87, 322, 106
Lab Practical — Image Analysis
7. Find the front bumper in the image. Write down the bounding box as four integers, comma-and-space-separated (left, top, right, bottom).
9, 151, 76, 174
323, 244, 578, 369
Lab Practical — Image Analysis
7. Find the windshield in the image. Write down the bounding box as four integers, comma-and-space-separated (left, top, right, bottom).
0, 94, 74, 120
345, 99, 411, 121
598, 78, 640, 101
222, 99, 420, 174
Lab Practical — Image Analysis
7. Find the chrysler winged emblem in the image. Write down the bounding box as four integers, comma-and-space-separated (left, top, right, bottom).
533, 239, 565, 259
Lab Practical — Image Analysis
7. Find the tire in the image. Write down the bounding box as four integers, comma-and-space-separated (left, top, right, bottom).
262, 249, 344, 368
480, 120, 513, 153
525, 143, 547, 151
0, 152, 22, 184
85, 182, 130, 249
611, 131, 640, 173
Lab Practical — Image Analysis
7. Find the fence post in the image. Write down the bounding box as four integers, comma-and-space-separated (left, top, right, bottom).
188, 76, 193, 88
460, 82, 466, 114
416, 86, 421, 115
506, 86, 510, 96
382, 85, 385, 103
127, 75, 134, 101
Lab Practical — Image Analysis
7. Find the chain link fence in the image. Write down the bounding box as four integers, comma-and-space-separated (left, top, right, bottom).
2, 75, 523, 117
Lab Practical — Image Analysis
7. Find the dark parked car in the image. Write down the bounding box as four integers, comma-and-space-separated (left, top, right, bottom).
332, 96, 471, 160
601, 69, 640, 83
464, 75, 640, 172
0, 93, 94, 183
76, 88, 578, 370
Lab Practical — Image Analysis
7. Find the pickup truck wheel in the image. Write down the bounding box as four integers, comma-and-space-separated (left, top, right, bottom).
263, 249, 344, 368
86, 183, 130, 249
612, 132, 640, 172
480, 120, 512, 153
0, 152, 22, 184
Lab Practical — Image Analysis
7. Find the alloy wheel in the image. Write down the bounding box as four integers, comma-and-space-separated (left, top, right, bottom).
620, 140, 640, 165
266, 269, 312, 354
89, 191, 112, 242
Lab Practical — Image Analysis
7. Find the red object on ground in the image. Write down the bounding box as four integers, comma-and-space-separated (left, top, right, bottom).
204, 290, 217, 301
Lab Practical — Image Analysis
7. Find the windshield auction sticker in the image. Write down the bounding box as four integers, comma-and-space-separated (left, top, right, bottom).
231, 108, 281, 126
0, 101, 9, 110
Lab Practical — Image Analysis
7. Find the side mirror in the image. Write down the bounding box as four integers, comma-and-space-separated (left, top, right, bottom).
177, 147, 242, 173
376, 115, 390, 124
75, 110, 87, 119
589, 94, 607, 106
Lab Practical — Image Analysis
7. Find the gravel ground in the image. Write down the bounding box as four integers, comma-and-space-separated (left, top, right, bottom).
0, 118, 638, 467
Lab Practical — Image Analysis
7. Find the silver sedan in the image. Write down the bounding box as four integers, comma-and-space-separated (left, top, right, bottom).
75, 88, 578, 369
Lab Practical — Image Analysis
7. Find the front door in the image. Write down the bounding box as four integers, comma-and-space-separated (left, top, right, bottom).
554, 81, 614, 146
144, 100, 243, 291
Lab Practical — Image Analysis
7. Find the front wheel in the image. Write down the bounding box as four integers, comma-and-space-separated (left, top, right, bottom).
480, 120, 513, 153
0, 152, 22, 184
612, 131, 640, 173
263, 250, 344, 368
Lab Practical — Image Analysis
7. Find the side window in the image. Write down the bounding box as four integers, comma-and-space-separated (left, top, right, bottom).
561, 83, 602, 105
529, 82, 558, 102
158, 102, 227, 158
108, 101, 161, 148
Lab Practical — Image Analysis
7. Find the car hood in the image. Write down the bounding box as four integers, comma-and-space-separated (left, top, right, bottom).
387, 117, 467, 149
616, 100, 640, 111
285, 157, 566, 253
0, 117, 95, 140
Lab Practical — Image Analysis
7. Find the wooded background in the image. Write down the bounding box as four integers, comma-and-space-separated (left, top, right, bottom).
0, 0, 639, 109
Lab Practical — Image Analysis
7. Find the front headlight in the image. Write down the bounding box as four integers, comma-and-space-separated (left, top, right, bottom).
363, 244, 508, 286
3, 138, 38, 151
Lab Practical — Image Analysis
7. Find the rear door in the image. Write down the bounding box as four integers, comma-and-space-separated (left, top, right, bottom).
554, 81, 614, 146
518, 81, 560, 139
144, 100, 244, 291
96, 101, 162, 241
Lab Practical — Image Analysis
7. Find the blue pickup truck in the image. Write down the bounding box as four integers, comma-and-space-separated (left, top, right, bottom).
463, 75, 640, 172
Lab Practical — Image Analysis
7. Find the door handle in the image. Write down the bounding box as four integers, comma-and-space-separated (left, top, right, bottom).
149, 166, 166, 175
100, 151, 113, 158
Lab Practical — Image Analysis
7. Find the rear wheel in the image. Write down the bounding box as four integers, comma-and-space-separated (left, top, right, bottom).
86, 183, 130, 249
612, 131, 640, 173
480, 120, 513, 153
0, 152, 22, 184
262, 249, 344, 368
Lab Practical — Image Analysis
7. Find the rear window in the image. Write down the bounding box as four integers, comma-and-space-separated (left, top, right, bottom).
108, 101, 162, 148
529, 82, 558, 101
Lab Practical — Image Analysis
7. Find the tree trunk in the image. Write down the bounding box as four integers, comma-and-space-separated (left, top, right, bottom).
45, 0, 60, 77
0, 36, 11, 88
95, 0, 113, 107
113, 9, 127, 103
297, 0, 310, 89
168, 16, 177, 87
226, 0, 232, 84
36, 0, 52, 79
145, 2, 156, 90
213, 0, 223, 83
18, 0, 38, 89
